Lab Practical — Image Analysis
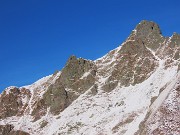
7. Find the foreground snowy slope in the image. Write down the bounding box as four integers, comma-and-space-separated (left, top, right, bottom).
0, 20, 179, 135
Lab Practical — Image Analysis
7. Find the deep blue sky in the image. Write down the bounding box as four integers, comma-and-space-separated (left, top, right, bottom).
0, 0, 180, 92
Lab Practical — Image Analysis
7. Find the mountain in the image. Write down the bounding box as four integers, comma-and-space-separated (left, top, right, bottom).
0, 20, 179, 135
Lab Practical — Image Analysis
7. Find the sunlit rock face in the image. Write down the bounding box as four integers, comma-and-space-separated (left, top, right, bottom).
0, 87, 31, 119
0, 20, 179, 135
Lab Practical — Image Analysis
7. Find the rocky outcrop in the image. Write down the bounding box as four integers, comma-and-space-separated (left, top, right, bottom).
31, 56, 97, 120
8, 130, 30, 135
128, 20, 164, 51
111, 39, 157, 86
0, 124, 14, 135
101, 21, 162, 90
162, 33, 180, 69
0, 87, 31, 119
58, 55, 97, 93
0, 125, 29, 135
31, 83, 68, 120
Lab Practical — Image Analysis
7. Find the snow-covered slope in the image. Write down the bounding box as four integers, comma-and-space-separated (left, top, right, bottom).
0, 20, 179, 135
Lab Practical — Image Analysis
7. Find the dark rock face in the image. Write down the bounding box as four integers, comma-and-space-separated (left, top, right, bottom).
43, 84, 68, 114
31, 83, 68, 120
114, 39, 157, 86
8, 130, 30, 135
0, 87, 31, 119
0, 124, 29, 135
129, 20, 164, 51
0, 124, 14, 135
128, 20, 164, 55
59, 55, 97, 92
31, 56, 97, 120
134, 20, 162, 38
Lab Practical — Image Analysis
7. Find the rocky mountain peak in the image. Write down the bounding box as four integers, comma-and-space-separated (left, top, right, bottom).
60, 55, 96, 86
0, 20, 179, 135
171, 32, 180, 43
67, 55, 77, 62
127, 20, 164, 51
135, 20, 162, 37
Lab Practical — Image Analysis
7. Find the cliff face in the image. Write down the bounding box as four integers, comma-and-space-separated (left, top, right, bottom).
0, 20, 179, 135
31, 56, 97, 120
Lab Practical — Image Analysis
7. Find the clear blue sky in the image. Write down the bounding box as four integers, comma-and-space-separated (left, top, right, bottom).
0, 0, 180, 92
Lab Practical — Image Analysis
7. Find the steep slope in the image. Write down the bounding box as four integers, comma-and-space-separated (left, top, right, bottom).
0, 20, 179, 135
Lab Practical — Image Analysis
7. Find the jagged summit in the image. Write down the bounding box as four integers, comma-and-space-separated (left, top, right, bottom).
135, 20, 162, 35
0, 21, 179, 135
